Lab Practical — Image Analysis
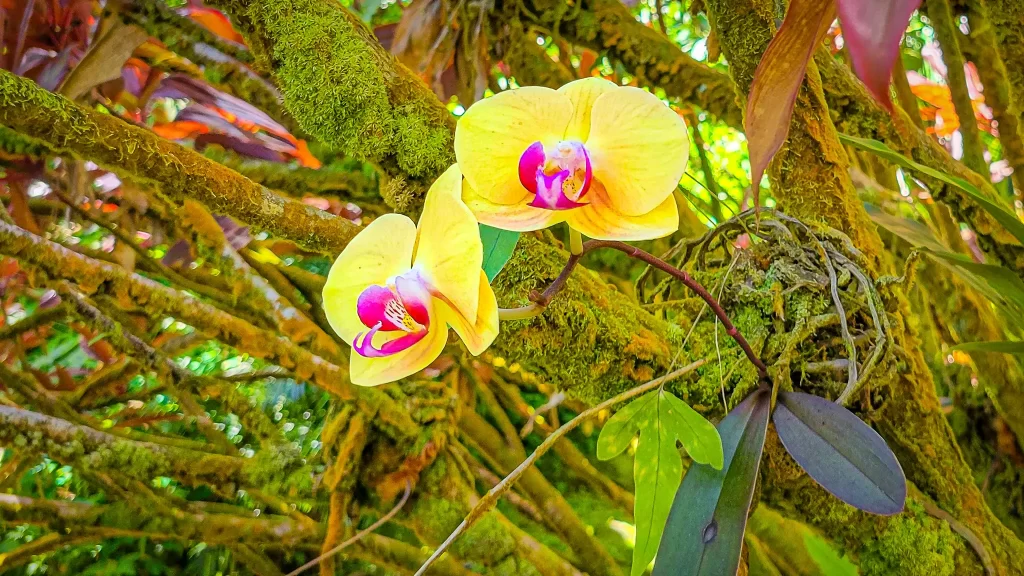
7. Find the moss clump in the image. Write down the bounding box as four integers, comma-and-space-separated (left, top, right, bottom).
859, 504, 957, 576
491, 234, 684, 406
214, 0, 455, 199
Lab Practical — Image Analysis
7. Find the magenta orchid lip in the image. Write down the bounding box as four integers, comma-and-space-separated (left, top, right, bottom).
353, 274, 432, 358
518, 140, 592, 210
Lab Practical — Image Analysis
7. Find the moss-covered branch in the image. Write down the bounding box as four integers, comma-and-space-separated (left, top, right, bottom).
0, 405, 264, 489
0, 70, 359, 255
207, 0, 456, 209
925, 0, 989, 176
521, 0, 743, 129
0, 493, 318, 547
697, 0, 1024, 573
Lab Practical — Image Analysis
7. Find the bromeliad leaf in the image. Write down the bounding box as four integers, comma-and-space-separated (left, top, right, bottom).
597, 390, 723, 576
479, 224, 520, 282
745, 0, 836, 212
926, 251, 1024, 323
865, 205, 948, 253
866, 207, 1024, 330
951, 341, 1024, 355
653, 389, 771, 576
773, 391, 906, 515
842, 134, 1024, 246
837, 0, 922, 108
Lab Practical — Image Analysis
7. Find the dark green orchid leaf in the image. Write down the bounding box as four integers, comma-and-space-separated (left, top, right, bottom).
652, 389, 770, 576
774, 391, 906, 515
479, 224, 519, 282
842, 134, 1024, 246
597, 390, 723, 576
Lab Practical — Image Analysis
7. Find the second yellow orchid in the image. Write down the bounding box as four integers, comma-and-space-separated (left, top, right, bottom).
454, 77, 689, 241
322, 165, 498, 386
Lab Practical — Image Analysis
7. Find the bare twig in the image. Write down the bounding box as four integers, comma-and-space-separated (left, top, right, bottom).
284, 480, 412, 576
412, 359, 706, 576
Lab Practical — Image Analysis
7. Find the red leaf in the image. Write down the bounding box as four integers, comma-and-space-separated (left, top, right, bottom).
745, 0, 836, 210
837, 0, 921, 109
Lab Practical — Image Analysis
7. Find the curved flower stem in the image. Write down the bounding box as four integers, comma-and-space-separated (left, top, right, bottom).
496, 251, 584, 321
412, 359, 706, 576
497, 239, 768, 379
568, 227, 584, 255
589, 239, 768, 378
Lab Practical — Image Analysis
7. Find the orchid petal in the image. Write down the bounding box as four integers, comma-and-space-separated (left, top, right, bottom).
413, 164, 482, 321
455, 86, 572, 204
518, 141, 545, 195
439, 271, 499, 356
349, 320, 448, 387
558, 77, 618, 141
462, 178, 565, 232
585, 87, 689, 216
352, 323, 430, 357
323, 214, 416, 344
566, 182, 679, 241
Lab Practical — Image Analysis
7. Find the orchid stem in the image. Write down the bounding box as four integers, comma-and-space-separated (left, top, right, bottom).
589, 240, 768, 378
568, 227, 584, 255
496, 251, 583, 321
496, 239, 768, 379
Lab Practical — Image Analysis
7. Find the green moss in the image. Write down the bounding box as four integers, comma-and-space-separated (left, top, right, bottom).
491, 235, 684, 406
213, 0, 455, 201
859, 503, 957, 576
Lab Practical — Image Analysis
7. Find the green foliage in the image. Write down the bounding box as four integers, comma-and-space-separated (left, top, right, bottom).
804, 532, 860, 576
597, 389, 722, 576
842, 134, 1024, 245
480, 224, 520, 282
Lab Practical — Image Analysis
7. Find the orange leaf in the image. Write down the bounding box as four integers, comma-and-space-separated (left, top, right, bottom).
745, 0, 837, 211
151, 120, 209, 140
185, 7, 247, 45
291, 139, 321, 169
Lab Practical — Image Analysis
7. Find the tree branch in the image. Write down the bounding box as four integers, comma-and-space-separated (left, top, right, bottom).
0, 69, 359, 256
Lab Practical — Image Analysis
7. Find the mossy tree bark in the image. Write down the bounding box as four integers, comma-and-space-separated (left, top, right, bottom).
701, 0, 1024, 573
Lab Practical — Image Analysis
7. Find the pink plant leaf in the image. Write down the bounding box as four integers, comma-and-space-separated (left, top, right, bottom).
838, 0, 922, 109
745, 0, 836, 212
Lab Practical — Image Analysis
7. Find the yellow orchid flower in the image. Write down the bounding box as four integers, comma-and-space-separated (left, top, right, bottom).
454, 77, 689, 241
322, 165, 499, 387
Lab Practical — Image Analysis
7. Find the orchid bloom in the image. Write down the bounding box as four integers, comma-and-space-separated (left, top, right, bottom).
454, 77, 689, 241
323, 166, 498, 386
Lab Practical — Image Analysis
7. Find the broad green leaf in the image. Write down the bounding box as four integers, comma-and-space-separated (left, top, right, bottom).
597, 392, 657, 460
803, 532, 859, 576
479, 224, 520, 282
773, 391, 906, 515
951, 341, 1024, 354
841, 134, 1024, 245
661, 390, 724, 470
597, 390, 723, 576
653, 390, 771, 576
